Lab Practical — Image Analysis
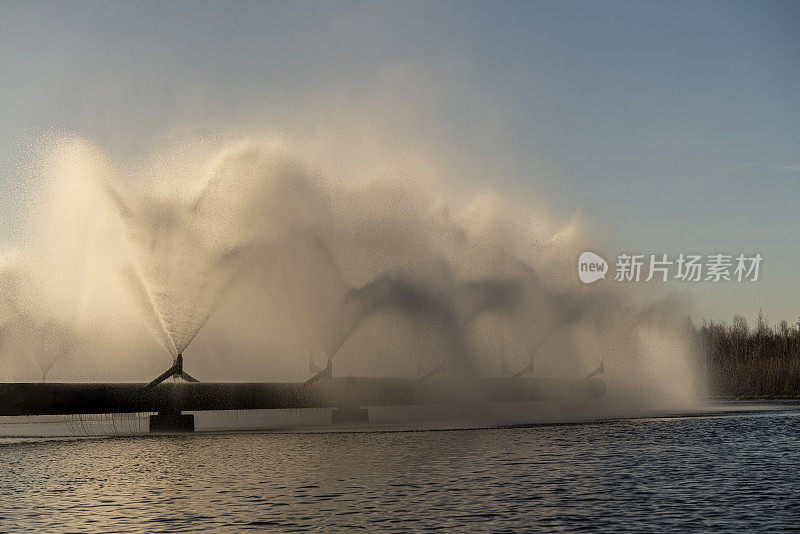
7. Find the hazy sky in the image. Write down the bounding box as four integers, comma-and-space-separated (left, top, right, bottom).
1, 0, 798, 323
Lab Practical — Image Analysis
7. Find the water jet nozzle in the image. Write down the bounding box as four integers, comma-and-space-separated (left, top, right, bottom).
304, 358, 332, 385
144, 353, 199, 390
585, 361, 604, 379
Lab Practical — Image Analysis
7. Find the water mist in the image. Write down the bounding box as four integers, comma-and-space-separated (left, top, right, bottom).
0, 133, 702, 414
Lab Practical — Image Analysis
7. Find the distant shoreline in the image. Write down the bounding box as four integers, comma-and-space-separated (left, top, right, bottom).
706, 395, 800, 401
698, 313, 800, 398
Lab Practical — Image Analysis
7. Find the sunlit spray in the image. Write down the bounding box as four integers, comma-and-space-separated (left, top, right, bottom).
0, 134, 702, 414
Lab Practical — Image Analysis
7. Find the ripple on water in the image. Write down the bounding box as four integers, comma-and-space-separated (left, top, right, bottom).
0, 408, 798, 532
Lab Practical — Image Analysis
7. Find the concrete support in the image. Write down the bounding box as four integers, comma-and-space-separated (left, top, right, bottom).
149, 412, 195, 433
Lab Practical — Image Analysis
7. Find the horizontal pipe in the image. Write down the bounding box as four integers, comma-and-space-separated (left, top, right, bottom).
0, 377, 605, 416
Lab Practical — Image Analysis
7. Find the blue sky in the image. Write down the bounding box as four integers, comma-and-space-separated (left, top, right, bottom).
1, 0, 798, 323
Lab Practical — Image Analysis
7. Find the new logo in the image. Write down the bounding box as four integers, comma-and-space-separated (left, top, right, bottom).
578, 251, 608, 284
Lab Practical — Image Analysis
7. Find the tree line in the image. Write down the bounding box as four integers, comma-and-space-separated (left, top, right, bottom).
697, 312, 800, 397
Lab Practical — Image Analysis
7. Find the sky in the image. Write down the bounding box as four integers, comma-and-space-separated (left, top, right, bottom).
1, 0, 798, 324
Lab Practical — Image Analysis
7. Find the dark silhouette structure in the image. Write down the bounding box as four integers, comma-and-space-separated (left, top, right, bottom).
142, 354, 199, 431
0, 359, 606, 433
144, 354, 199, 390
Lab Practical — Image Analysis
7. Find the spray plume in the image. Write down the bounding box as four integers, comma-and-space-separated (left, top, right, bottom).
0, 130, 701, 411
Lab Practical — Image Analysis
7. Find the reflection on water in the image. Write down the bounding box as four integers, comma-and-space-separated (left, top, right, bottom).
1, 406, 798, 532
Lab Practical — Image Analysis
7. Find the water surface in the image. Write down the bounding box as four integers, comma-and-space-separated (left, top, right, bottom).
1, 405, 798, 532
